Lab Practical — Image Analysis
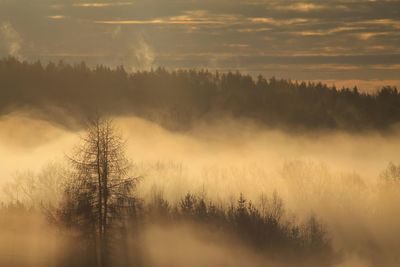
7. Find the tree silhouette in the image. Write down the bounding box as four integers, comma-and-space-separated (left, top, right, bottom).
58, 116, 138, 267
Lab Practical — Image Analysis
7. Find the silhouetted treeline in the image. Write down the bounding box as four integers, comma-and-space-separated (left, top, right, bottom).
1, 57, 399, 131
0, 192, 335, 267
143, 192, 334, 266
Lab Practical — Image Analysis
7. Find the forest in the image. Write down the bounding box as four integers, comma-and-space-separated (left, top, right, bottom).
0, 117, 335, 267
1, 57, 399, 132
1, 57, 400, 267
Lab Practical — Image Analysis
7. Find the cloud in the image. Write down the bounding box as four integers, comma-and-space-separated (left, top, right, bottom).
357, 19, 400, 29
293, 26, 365, 37
95, 10, 241, 26
276, 2, 325, 12
94, 12, 313, 27
129, 34, 155, 70
48, 15, 65, 20
249, 17, 311, 26
73, 2, 134, 8
358, 32, 391, 40
0, 22, 23, 59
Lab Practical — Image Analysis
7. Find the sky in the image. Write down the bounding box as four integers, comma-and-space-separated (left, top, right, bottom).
0, 0, 399, 90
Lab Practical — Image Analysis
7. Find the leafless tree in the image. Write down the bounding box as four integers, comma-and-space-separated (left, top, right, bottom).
59, 116, 139, 267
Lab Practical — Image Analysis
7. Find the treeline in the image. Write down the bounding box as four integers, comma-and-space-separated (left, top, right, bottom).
145, 192, 333, 264
1, 56, 399, 131
0, 192, 335, 267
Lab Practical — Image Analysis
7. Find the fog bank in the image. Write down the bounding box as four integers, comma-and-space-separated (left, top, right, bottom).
1, 113, 400, 266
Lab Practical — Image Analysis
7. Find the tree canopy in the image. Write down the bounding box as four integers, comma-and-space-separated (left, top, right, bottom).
1, 57, 399, 131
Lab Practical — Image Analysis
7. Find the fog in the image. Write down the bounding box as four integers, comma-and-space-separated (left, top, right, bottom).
1, 112, 398, 186
1, 112, 400, 267
139, 223, 275, 267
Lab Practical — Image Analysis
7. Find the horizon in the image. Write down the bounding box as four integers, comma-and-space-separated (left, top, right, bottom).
2, 56, 398, 93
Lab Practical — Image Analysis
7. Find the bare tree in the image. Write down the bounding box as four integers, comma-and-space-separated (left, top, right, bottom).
59, 116, 138, 267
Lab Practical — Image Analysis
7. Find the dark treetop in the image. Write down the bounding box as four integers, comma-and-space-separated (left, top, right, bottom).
1, 57, 399, 132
